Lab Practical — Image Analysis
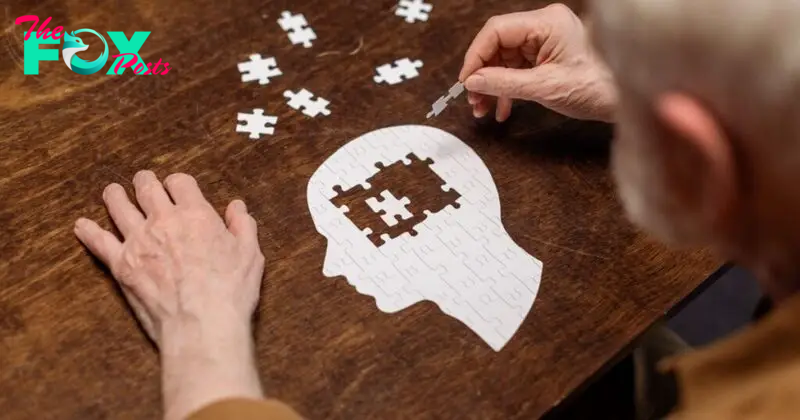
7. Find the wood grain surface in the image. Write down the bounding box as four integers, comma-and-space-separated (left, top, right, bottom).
0, 0, 721, 418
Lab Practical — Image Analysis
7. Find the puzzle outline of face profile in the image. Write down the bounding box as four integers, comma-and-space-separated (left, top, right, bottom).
278, 11, 317, 48
237, 54, 282, 85
374, 58, 424, 85
307, 125, 544, 351
330, 152, 462, 247
236, 108, 278, 139
396, 0, 433, 23
284, 89, 332, 117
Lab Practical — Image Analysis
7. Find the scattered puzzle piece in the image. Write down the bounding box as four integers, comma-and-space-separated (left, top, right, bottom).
237, 54, 282, 85
396, 0, 433, 23
236, 108, 277, 139
374, 58, 424, 85
278, 11, 317, 48
365, 190, 413, 227
284, 89, 332, 117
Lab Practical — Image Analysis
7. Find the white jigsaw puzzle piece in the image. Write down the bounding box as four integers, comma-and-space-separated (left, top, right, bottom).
237, 54, 282, 85
427, 82, 465, 119
277, 11, 307, 30
284, 89, 331, 117
365, 190, 413, 227
278, 11, 316, 48
396, 0, 433, 23
374, 58, 423, 85
236, 108, 277, 139
307, 125, 544, 352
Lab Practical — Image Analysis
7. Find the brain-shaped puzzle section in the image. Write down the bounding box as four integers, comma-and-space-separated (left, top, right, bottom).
330, 153, 461, 247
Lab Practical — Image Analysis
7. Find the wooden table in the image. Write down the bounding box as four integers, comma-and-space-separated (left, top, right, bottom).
0, 0, 721, 418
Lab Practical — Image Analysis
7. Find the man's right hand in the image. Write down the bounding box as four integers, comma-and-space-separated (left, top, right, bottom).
459, 4, 618, 123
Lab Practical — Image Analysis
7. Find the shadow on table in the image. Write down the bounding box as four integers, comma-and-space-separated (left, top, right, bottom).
471, 100, 614, 163
541, 355, 637, 420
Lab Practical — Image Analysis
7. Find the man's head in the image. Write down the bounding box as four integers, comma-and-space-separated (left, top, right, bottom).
591, 0, 800, 293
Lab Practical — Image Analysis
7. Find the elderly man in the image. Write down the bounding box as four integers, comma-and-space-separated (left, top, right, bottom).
74, 1, 800, 419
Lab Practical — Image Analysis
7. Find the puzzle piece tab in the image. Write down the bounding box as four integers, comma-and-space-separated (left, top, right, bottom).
365, 190, 413, 227
278, 11, 317, 48
236, 108, 277, 139
237, 54, 282, 85
374, 58, 424, 85
284, 89, 331, 117
396, 0, 433, 23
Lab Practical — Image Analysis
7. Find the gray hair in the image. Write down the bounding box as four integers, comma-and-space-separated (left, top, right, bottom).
591, 0, 800, 169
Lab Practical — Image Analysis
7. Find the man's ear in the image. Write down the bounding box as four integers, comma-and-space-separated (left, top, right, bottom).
655, 93, 736, 229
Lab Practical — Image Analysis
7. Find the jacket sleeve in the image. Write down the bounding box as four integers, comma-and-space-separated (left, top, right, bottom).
187, 398, 303, 420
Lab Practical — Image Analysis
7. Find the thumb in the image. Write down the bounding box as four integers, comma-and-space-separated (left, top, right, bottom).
464, 66, 552, 101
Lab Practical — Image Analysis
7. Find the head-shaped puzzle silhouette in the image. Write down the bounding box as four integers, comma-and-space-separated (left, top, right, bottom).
307, 125, 543, 351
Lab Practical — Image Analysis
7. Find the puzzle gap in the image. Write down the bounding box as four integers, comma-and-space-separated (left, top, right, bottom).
330, 153, 461, 247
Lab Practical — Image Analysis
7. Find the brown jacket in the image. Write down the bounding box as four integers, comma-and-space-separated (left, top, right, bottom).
189, 294, 800, 419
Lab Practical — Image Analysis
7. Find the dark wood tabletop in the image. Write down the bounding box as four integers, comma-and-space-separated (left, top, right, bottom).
0, 0, 721, 418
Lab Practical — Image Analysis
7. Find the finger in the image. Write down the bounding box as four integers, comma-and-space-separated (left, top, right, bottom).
459, 12, 539, 81
464, 66, 547, 100
74, 218, 122, 268
103, 183, 145, 238
225, 200, 259, 247
494, 50, 520, 123
467, 91, 484, 105
500, 47, 527, 70
163, 173, 208, 207
133, 170, 173, 216
496, 97, 514, 122
473, 98, 492, 119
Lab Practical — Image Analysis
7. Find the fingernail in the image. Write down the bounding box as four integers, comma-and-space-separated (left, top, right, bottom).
465, 74, 487, 93
232, 199, 247, 212
134, 170, 153, 183
75, 218, 88, 230
467, 94, 479, 105
102, 183, 118, 200
473, 108, 488, 119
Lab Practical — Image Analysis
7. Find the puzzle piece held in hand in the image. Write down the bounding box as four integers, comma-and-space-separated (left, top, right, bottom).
237, 54, 282, 85
396, 0, 433, 23
365, 190, 413, 227
374, 58, 424, 85
278, 11, 316, 48
284, 89, 331, 117
427, 82, 465, 119
236, 108, 277, 139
